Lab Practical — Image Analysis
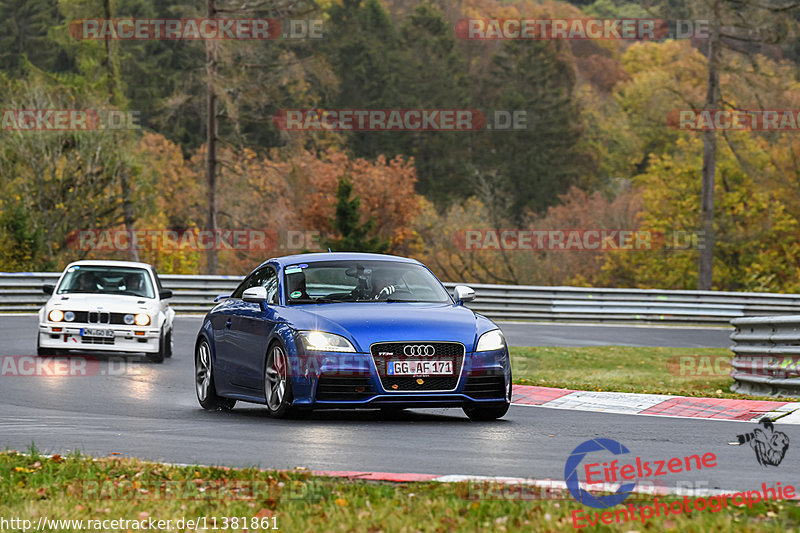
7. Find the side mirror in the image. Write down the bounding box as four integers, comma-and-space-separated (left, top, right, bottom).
453, 285, 475, 305
43, 284, 54, 295
242, 286, 268, 304
159, 289, 173, 299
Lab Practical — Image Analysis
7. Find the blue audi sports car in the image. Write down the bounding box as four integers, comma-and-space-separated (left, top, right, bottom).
194, 252, 512, 420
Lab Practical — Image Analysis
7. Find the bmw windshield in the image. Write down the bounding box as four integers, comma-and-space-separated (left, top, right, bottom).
56, 265, 155, 298
284, 260, 452, 304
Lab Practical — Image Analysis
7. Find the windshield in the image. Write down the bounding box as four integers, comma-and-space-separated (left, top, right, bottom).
56, 265, 155, 298
284, 260, 452, 304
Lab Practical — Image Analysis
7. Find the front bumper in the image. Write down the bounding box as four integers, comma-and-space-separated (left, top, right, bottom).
289, 348, 511, 407
38, 323, 161, 354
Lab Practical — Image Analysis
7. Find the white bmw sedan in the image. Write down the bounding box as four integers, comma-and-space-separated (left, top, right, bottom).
38, 260, 175, 363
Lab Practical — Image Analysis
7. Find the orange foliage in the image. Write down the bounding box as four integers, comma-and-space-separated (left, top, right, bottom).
178, 146, 422, 274
291, 150, 421, 249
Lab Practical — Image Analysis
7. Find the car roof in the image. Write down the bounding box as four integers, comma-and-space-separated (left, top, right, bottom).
64, 260, 154, 270
266, 252, 422, 268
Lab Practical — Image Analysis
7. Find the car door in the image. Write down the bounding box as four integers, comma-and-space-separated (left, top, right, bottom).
227, 266, 282, 391
212, 270, 261, 388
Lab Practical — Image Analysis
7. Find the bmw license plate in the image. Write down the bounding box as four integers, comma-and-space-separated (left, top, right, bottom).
387, 360, 453, 376
80, 328, 114, 338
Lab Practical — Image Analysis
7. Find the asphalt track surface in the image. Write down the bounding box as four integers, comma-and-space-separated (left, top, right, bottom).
2, 316, 794, 496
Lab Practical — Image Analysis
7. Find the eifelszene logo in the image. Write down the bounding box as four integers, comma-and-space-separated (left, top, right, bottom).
564, 439, 718, 509
565, 439, 636, 508
736, 418, 790, 467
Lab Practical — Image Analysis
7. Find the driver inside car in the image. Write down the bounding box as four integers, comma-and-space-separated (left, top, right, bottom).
371, 271, 400, 300
125, 274, 143, 296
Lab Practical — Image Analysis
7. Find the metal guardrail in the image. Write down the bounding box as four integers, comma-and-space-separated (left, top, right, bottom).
4, 272, 800, 324
729, 316, 800, 396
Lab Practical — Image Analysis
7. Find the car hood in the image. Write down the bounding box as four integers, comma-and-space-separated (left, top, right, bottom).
47, 293, 155, 313
277, 302, 483, 352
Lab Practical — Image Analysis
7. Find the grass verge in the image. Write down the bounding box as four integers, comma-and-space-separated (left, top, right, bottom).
2, 450, 800, 532
509, 346, 799, 401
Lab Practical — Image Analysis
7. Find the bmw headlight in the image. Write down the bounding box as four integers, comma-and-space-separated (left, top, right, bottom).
134, 313, 150, 326
124, 314, 135, 325
476, 329, 506, 352
298, 331, 355, 352
48, 309, 64, 322
64, 311, 75, 322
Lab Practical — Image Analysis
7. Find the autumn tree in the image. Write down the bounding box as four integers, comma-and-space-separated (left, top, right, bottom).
325, 177, 390, 253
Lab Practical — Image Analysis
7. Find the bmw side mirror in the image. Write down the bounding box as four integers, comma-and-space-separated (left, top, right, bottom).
242, 286, 268, 304
43, 284, 54, 295
454, 285, 476, 305
159, 289, 173, 299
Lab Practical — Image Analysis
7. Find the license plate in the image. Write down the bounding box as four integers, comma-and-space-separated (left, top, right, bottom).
80, 328, 114, 338
387, 359, 453, 376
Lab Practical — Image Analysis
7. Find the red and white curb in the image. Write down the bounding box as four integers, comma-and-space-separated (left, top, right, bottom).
23, 454, 778, 501
511, 385, 800, 423
305, 469, 744, 499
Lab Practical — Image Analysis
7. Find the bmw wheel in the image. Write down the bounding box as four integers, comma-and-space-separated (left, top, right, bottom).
264, 342, 294, 418
164, 329, 173, 358
147, 328, 167, 364
195, 339, 236, 410
36, 336, 58, 357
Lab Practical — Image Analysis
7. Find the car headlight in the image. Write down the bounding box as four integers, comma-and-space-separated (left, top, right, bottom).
476, 329, 506, 352
124, 314, 135, 325
298, 331, 355, 352
134, 313, 150, 326
64, 311, 75, 322
48, 309, 64, 322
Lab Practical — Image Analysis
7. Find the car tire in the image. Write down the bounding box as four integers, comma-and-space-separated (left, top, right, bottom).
463, 403, 510, 421
264, 341, 295, 419
164, 329, 173, 358
195, 338, 236, 411
36, 336, 58, 357
148, 330, 166, 364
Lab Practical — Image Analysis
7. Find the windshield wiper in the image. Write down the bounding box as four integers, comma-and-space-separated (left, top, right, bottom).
289, 296, 340, 304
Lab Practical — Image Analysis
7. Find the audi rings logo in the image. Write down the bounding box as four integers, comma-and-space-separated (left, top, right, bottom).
403, 344, 435, 356
565, 438, 636, 509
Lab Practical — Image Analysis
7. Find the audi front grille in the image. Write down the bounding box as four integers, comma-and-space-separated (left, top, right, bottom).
370, 342, 465, 392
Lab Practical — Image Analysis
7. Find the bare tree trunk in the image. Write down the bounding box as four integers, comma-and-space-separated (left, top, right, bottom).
698, 5, 720, 291
103, 0, 139, 262
121, 169, 139, 262
206, 0, 219, 274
